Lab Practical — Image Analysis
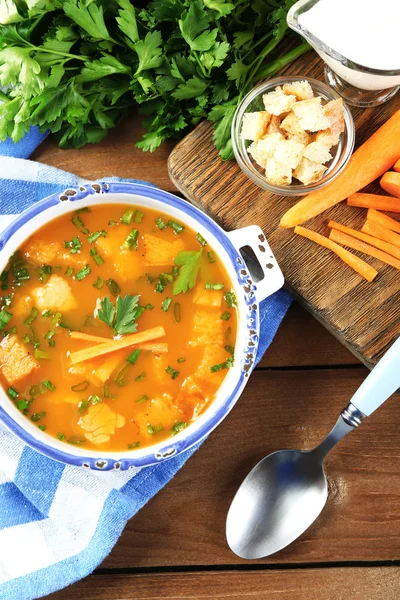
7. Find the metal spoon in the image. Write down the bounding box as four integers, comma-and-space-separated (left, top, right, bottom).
226, 337, 400, 559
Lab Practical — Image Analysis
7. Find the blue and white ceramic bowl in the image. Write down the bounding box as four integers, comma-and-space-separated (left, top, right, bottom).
0, 182, 284, 470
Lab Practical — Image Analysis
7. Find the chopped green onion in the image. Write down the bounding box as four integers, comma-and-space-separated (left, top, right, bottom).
67, 436, 86, 445
160, 272, 174, 283
29, 384, 43, 397
31, 412, 46, 422
174, 302, 181, 322
93, 276, 104, 289
93, 254, 104, 266
135, 371, 146, 382
75, 206, 90, 214
17, 399, 30, 412
168, 220, 184, 234
104, 383, 116, 399
127, 349, 140, 365
165, 365, 179, 380
45, 330, 55, 340
65, 266, 74, 277
89, 248, 96, 256
24, 307, 38, 326
221, 311, 231, 321
38, 424, 46, 431
7, 386, 18, 399
0, 310, 12, 331
75, 264, 91, 281
78, 400, 89, 413
196, 233, 207, 246
207, 251, 215, 263
42, 310, 52, 318
121, 208, 135, 225
155, 279, 166, 293
171, 421, 188, 436
89, 394, 102, 404
123, 228, 139, 250
210, 357, 234, 372
155, 217, 167, 230
71, 380, 89, 392
177, 356, 186, 363
59, 321, 74, 331
205, 282, 224, 290
22, 334, 31, 343
3, 294, 13, 307
108, 220, 118, 226
134, 210, 144, 223
146, 273, 156, 284
162, 297, 172, 312
136, 394, 149, 404
1, 270, 8, 290
145, 303, 154, 310
42, 379, 56, 392
147, 423, 163, 436
57, 433, 66, 441
51, 311, 62, 328
34, 349, 49, 360
37, 264, 52, 281
88, 231, 102, 243
115, 364, 131, 386
128, 442, 140, 449
48, 339, 56, 347
224, 345, 235, 355
106, 278, 120, 296
71, 216, 89, 234
224, 291, 237, 308
64, 236, 82, 254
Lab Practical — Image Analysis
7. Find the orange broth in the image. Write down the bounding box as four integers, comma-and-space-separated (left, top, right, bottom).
0, 205, 237, 452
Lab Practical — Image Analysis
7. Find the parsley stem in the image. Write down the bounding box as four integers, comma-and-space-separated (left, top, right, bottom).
27, 42, 89, 62
252, 42, 311, 83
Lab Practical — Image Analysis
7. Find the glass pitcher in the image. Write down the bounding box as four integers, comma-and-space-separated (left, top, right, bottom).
287, 0, 400, 107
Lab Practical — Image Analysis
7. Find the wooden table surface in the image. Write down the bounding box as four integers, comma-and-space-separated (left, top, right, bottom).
34, 116, 400, 600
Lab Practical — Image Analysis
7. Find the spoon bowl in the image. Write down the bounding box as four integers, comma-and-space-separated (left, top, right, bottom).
226, 450, 328, 559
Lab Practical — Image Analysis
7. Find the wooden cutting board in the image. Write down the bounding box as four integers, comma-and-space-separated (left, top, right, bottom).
168, 53, 400, 368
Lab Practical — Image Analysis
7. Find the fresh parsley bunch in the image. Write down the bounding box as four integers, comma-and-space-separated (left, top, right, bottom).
0, 0, 309, 158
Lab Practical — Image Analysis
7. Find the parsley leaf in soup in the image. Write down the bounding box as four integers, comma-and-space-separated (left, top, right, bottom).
98, 295, 141, 335
173, 249, 203, 295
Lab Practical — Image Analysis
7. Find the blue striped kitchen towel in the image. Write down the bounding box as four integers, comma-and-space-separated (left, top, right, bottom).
0, 127, 292, 600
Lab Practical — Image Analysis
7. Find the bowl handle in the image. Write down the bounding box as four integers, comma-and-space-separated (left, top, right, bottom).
226, 226, 284, 303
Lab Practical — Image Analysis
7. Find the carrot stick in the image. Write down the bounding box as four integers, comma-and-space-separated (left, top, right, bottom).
280, 109, 400, 228
361, 220, 400, 249
380, 171, 400, 198
347, 193, 400, 212
329, 229, 400, 270
327, 220, 400, 260
70, 331, 168, 353
70, 326, 166, 364
294, 226, 378, 282
367, 208, 400, 234
394, 158, 400, 173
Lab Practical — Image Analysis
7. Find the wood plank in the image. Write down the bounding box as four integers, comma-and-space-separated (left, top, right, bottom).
260, 302, 357, 367
168, 54, 400, 368
98, 367, 400, 569
32, 114, 177, 191
48, 567, 400, 599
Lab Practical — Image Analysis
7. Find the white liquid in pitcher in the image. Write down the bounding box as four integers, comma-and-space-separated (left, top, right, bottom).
299, 0, 400, 71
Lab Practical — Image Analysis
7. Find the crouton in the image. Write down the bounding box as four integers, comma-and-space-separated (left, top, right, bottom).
31, 275, 77, 313
274, 138, 305, 170
292, 98, 330, 132
282, 80, 314, 101
96, 227, 142, 280
323, 99, 344, 135
68, 361, 99, 386
0, 334, 39, 385
195, 344, 228, 382
24, 238, 85, 269
134, 393, 181, 437
248, 133, 284, 169
289, 130, 313, 146
303, 141, 333, 165
193, 289, 222, 308
314, 128, 340, 148
240, 111, 271, 141
68, 352, 124, 387
142, 234, 184, 267
176, 376, 208, 419
262, 86, 296, 115
293, 157, 328, 185
266, 115, 284, 135
265, 158, 292, 186
79, 403, 125, 445
190, 310, 224, 347
12, 295, 33, 319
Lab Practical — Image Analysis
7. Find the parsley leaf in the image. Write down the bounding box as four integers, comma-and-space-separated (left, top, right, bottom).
173, 249, 203, 295
97, 294, 141, 335
63, 1, 111, 41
